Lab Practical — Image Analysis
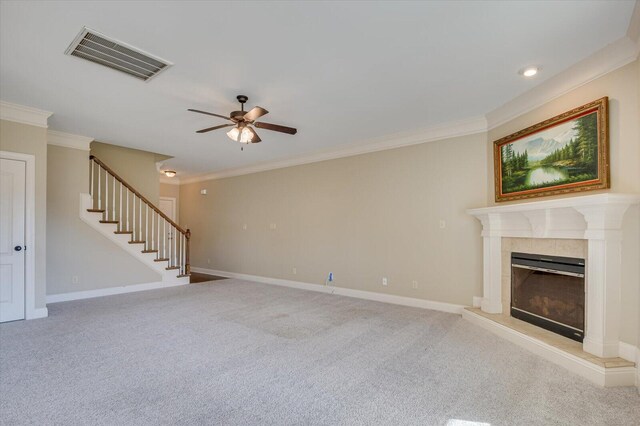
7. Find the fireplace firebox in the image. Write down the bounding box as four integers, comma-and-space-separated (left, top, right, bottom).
511, 252, 585, 342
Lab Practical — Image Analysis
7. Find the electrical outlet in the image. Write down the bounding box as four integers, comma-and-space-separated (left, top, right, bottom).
270, 223, 277, 230
292, 267, 297, 275
439, 219, 446, 229
412, 280, 418, 289
207, 258, 211, 264
242, 224, 248, 230
382, 277, 388, 286
72, 275, 79, 284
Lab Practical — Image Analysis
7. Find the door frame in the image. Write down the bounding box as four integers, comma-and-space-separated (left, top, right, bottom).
159, 196, 177, 222
0, 151, 38, 319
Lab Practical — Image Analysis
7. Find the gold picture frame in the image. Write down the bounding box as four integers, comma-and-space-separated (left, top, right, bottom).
493, 97, 609, 202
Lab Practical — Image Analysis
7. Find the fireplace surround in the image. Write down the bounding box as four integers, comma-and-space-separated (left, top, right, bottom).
465, 193, 640, 386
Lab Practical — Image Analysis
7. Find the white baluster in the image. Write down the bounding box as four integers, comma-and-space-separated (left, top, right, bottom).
183, 233, 186, 274
176, 230, 180, 271
146, 204, 149, 250
105, 170, 109, 220
125, 188, 129, 231
178, 233, 181, 274
97, 165, 101, 210
138, 196, 142, 241
173, 226, 176, 268
118, 181, 123, 231
157, 213, 161, 258
89, 160, 93, 200
151, 210, 155, 251
112, 175, 116, 222
180, 233, 184, 274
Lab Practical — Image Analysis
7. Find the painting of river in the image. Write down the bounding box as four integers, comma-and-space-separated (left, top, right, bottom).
494, 101, 607, 202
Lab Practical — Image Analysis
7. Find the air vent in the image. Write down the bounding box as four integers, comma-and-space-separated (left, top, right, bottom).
65, 27, 172, 81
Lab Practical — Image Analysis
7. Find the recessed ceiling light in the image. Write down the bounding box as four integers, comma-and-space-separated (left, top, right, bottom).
163, 170, 176, 178
521, 67, 539, 77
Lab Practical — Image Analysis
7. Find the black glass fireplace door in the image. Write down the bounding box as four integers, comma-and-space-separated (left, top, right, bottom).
511, 253, 585, 342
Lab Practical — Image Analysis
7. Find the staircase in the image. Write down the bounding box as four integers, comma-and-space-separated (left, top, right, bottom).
79, 155, 190, 285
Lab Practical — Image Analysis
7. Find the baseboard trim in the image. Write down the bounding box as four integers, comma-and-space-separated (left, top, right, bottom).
637, 347, 640, 389
462, 309, 636, 387
46, 280, 188, 304
619, 341, 638, 363
26, 307, 48, 320
191, 267, 465, 315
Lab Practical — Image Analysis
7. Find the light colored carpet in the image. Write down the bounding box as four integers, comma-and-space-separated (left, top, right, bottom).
1, 279, 639, 425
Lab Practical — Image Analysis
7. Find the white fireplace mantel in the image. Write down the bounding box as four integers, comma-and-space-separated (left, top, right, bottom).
467, 193, 640, 359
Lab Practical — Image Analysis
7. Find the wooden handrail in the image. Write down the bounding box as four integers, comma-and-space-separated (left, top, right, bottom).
90, 155, 188, 235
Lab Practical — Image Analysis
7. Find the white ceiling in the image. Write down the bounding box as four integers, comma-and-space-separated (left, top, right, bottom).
0, 1, 635, 178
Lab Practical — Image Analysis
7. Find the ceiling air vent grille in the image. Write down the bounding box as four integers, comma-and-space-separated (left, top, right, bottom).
65, 27, 172, 81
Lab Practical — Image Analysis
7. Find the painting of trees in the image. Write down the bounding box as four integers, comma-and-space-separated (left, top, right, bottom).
495, 97, 608, 202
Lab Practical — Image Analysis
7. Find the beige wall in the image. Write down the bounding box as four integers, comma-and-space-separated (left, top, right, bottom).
91, 142, 162, 205
46, 145, 160, 296
181, 133, 487, 306
487, 59, 640, 346
487, 60, 640, 204
160, 183, 180, 223
0, 119, 47, 309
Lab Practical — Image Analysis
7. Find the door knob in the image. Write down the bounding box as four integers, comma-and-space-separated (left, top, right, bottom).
14, 245, 22, 252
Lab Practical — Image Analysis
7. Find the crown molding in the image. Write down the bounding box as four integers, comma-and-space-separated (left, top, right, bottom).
486, 35, 639, 130
0, 101, 52, 128
180, 115, 487, 184
47, 129, 93, 151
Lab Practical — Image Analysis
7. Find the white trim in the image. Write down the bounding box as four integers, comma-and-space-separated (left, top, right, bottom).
0, 151, 42, 320
619, 341, 638, 363
46, 280, 187, 304
47, 130, 93, 151
468, 193, 640, 359
79, 193, 185, 282
28, 307, 48, 319
637, 346, 640, 389
158, 196, 177, 222
486, 35, 639, 130
0, 101, 52, 128
191, 267, 465, 315
462, 309, 636, 387
180, 115, 487, 184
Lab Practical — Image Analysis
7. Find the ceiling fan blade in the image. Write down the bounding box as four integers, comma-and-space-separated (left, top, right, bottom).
254, 121, 297, 135
243, 106, 269, 122
188, 109, 232, 121
196, 123, 235, 133
248, 127, 261, 143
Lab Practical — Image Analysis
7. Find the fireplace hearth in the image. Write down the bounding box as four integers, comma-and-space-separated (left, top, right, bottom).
511, 252, 585, 342
466, 193, 639, 386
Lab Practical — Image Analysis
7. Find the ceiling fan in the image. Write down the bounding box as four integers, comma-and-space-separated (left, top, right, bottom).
188, 95, 297, 144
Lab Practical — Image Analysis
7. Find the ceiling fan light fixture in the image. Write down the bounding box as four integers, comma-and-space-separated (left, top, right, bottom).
227, 126, 254, 143
163, 170, 177, 178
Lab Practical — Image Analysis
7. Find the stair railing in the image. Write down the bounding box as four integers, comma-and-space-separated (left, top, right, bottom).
89, 155, 190, 276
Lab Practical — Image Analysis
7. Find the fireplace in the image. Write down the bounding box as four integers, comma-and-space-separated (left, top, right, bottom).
511, 252, 585, 342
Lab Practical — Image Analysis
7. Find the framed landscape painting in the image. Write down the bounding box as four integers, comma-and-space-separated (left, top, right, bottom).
494, 97, 609, 202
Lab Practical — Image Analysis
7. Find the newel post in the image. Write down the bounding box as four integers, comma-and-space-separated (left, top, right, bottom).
185, 228, 191, 275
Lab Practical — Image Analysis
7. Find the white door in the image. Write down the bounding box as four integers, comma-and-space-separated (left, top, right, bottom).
159, 197, 176, 222
0, 158, 26, 322
159, 197, 176, 241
